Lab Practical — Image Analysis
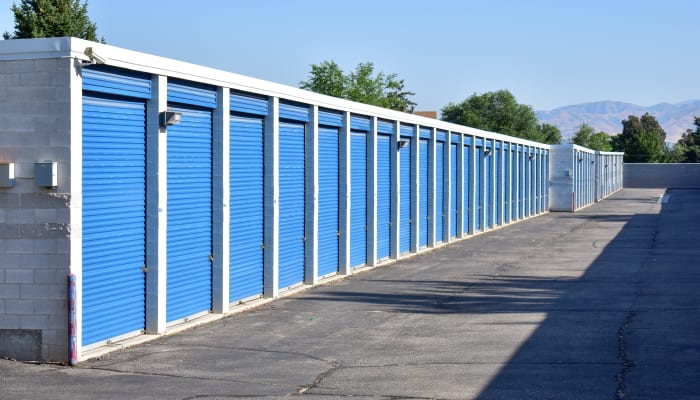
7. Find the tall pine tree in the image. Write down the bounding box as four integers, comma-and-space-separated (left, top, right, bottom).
3, 0, 102, 42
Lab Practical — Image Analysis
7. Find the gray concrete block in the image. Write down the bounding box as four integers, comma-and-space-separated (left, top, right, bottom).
20, 315, 49, 330
0, 193, 20, 208
34, 238, 57, 253
0, 284, 20, 299
5, 299, 34, 314
33, 269, 58, 284
56, 238, 69, 254
20, 72, 52, 86
0, 60, 30, 74
34, 209, 57, 223
7, 209, 34, 224
19, 253, 51, 268
5, 269, 33, 284
32, 300, 62, 315
0, 73, 21, 85
0, 223, 19, 239
6, 239, 34, 254
0, 314, 20, 329
32, 59, 58, 73
0, 209, 5, 223
20, 284, 64, 300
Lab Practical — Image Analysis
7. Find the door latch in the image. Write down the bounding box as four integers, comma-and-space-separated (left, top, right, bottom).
208, 254, 214, 262
140, 265, 148, 273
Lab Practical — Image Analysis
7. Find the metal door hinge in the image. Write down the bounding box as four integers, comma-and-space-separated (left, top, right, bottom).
208, 254, 214, 262
336, 231, 341, 237
140, 265, 148, 273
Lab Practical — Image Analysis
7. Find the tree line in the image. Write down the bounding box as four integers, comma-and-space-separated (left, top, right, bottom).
6, 1, 698, 163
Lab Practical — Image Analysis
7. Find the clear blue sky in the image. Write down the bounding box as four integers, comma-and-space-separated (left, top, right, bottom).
2, 0, 699, 111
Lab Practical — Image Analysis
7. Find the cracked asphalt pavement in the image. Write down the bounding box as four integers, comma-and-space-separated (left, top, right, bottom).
2, 188, 699, 399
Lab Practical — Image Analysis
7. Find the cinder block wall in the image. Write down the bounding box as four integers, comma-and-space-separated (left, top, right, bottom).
624, 163, 700, 188
0, 58, 72, 361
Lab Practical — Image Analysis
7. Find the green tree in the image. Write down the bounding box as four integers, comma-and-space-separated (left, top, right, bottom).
535, 123, 562, 144
299, 61, 416, 113
441, 90, 556, 142
672, 117, 700, 162
615, 113, 666, 163
571, 123, 595, 147
570, 123, 612, 151
3, 0, 101, 41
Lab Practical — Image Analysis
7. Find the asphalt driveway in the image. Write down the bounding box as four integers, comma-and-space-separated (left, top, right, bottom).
2, 188, 698, 400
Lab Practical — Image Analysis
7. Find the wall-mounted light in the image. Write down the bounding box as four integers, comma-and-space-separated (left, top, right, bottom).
484, 148, 491, 156
529, 153, 536, 160
83, 47, 108, 64
35, 162, 57, 188
0, 163, 15, 187
578, 156, 584, 162
397, 139, 409, 150
160, 111, 182, 127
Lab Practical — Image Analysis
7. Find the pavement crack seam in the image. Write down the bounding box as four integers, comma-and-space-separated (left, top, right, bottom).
173, 343, 338, 366
615, 310, 636, 400
298, 363, 342, 394
85, 365, 300, 388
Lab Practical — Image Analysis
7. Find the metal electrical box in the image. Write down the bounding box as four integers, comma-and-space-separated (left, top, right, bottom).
0, 163, 15, 187
34, 162, 57, 187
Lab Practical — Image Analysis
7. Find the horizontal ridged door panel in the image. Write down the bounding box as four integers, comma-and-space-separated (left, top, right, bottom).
419, 139, 429, 248
377, 120, 394, 134
279, 101, 309, 122
230, 91, 268, 116
435, 141, 445, 244
278, 121, 306, 288
168, 80, 217, 109
82, 67, 151, 99
350, 131, 367, 267
377, 134, 392, 260
463, 145, 470, 234
167, 106, 213, 322
318, 110, 343, 127
400, 139, 412, 254
230, 114, 264, 301
450, 143, 458, 238
318, 126, 339, 276
82, 95, 146, 345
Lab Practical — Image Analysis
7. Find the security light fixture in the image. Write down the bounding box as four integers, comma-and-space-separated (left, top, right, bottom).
529, 153, 536, 160
398, 140, 409, 150
160, 111, 182, 127
578, 156, 584, 162
484, 148, 491, 156
83, 47, 108, 64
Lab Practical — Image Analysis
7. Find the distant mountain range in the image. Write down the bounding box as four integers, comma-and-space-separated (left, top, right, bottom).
536, 100, 700, 143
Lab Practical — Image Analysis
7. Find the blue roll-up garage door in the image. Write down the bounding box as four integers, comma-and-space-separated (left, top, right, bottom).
485, 141, 492, 229
167, 104, 214, 322
278, 120, 306, 288
318, 121, 340, 277
504, 144, 511, 224
350, 117, 368, 268
463, 141, 471, 234
518, 145, 525, 219
82, 91, 148, 345
419, 138, 429, 248
475, 142, 482, 231
512, 145, 518, 219
435, 138, 445, 244
399, 126, 413, 254
495, 143, 502, 225
450, 142, 458, 239
229, 111, 264, 301
376, 133, 392, 260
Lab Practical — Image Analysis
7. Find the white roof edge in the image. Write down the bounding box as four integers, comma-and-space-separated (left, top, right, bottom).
1, 37, 550, 148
